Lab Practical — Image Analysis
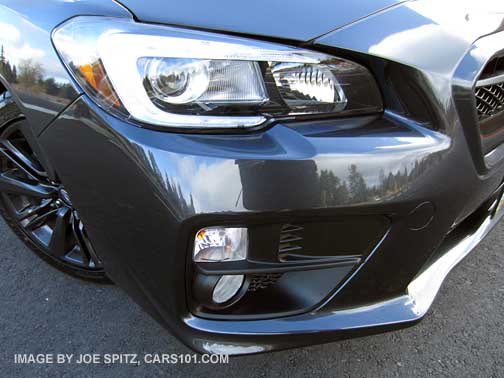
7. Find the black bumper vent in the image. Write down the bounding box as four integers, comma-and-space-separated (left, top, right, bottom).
278, 224, 304, 260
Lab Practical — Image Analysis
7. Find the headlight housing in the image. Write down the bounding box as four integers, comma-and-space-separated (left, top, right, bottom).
53, 17, 382, 130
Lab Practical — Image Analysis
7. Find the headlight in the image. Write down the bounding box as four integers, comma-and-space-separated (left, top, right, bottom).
53, 17, 382, 130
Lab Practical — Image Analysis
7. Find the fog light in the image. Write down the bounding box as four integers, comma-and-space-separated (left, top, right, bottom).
212, 275, 245, 304
193, 273, 249, 309
193, 227, 247, 262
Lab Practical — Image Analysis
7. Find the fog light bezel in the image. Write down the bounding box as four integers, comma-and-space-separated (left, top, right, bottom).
192, 272, 250, 310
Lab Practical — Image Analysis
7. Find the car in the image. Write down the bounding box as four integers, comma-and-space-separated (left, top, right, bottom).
0, 0, 503, 356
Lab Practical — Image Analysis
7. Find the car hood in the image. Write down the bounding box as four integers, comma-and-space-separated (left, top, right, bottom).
116, 0, 407, 41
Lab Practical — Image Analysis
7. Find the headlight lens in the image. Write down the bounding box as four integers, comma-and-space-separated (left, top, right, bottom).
140, 58, 268, 106
145, 58, 211, 104
270, 62, 346, 113
53, 16, 382, 130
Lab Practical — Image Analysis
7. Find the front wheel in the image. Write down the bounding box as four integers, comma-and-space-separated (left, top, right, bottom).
0, 92, 109, 282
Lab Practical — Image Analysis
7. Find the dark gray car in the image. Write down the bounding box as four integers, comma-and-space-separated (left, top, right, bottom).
0, 0, 503, 355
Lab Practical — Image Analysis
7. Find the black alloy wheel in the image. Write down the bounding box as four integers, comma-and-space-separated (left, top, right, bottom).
0, 92, 108, 282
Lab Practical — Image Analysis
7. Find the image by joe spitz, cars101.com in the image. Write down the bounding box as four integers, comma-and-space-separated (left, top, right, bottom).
0, 0, 504, 360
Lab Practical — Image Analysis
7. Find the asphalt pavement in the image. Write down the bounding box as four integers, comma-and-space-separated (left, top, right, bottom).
1, 217, 503, 378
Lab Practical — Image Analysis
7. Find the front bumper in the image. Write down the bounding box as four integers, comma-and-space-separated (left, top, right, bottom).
35, 84, 504, 353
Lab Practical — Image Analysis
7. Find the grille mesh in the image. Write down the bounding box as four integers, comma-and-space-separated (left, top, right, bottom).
475, 82, 504, 121
248, 273, 282, 291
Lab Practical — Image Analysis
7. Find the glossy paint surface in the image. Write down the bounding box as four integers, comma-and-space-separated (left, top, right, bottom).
0, 0, 504, 355
115, 0, 406, 42
102, 115, 450, 215
316, 0, 504, 75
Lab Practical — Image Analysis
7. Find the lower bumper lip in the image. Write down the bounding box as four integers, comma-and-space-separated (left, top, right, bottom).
407, 196, 504, 316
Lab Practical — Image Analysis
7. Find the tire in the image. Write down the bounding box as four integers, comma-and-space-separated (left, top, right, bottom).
0, 91, 110, 283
